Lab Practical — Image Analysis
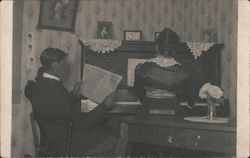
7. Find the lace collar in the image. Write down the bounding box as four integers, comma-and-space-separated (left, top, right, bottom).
149, 56, 181, 68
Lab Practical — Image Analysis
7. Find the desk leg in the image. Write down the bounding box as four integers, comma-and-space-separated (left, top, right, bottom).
114, 123, 130, 156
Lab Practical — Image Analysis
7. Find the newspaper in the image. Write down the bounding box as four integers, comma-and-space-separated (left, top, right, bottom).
80, 64, 123, 104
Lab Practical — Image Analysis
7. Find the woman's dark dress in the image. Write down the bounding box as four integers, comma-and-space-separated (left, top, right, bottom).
134, 62, 196, 116
31, 77, 114, 156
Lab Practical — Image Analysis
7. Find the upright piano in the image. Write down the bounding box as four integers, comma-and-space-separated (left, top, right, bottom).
79, 40, 235, 157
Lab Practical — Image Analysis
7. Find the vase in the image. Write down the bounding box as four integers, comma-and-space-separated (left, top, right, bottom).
207, 98, 216, 120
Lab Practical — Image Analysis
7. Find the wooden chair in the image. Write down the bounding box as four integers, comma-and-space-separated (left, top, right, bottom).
29, 113, 73, 157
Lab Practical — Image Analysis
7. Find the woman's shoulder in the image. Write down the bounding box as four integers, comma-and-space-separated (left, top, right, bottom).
172, 64, 190, 78
135, 62, 159, 75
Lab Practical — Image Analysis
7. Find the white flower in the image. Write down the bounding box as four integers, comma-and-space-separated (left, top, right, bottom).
199, 83, 223, 99
208, 86, 223, 99
199, 83, 212, 99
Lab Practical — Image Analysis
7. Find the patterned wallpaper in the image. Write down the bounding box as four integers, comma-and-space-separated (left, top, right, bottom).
12, 0, 237, 156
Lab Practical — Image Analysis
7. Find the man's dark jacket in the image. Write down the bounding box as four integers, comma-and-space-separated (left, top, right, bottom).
31, 77, 110, 156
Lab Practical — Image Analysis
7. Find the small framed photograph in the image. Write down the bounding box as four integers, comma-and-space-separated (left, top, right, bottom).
155, 32, 161, 41
37, 0, 79, 32
97, 21, 113, 39
124, 30, 142, 41
201, 29, 218, 42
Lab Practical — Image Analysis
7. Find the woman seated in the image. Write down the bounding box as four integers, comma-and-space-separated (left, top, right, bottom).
25, 48, 117, 157
134, 28, 196, 116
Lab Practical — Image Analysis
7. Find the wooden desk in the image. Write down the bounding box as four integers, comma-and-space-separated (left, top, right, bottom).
123, 115, 236, 156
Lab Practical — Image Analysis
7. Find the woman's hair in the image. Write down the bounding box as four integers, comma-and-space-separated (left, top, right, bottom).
156, 28, 180, 57
40, 48, 68, 70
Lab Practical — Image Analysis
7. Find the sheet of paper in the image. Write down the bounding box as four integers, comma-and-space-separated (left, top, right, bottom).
127, 58, 150, 87
81, 99, 99, 112
80, 64, 123, 104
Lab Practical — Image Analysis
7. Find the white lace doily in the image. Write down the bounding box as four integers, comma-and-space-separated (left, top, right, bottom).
80, 39, 122, 54
186, 42, 215, 59
149, 56, 181, 68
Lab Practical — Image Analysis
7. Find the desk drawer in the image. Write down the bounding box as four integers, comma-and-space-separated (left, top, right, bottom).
128, 124, 235, 154
197, 130, 235, 154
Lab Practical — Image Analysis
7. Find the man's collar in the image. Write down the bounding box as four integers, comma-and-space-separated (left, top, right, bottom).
43, 72, 60, 81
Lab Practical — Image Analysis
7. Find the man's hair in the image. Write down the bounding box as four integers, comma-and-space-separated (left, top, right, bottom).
156, 28, 180, 57
40, 48, 68, 70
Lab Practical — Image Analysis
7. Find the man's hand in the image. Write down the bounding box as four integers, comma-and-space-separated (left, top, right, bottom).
102, 92, 116, 109
71, 82, 82, 97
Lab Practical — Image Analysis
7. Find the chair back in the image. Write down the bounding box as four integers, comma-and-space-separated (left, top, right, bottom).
29, 112, 56, 156
29, 113, 41, 156
29, 112, 73, 156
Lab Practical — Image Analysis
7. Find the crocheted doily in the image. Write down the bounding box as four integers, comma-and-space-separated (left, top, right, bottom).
186, 42, 215, 59
80, 39, 122, 54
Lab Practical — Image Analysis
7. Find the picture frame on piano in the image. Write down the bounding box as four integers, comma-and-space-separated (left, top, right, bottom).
201, 28, 218, 42
124, 30, 142, 41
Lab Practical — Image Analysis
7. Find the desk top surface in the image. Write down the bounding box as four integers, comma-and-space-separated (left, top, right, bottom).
121, 114, 236, 133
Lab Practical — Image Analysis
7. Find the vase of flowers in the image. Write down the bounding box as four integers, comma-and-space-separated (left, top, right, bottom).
199, 83, 224, 120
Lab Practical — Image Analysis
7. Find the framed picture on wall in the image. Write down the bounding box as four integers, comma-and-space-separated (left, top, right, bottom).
97, 21, 113, 39
37, 0, 79, 32
124, 30, 142, 41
